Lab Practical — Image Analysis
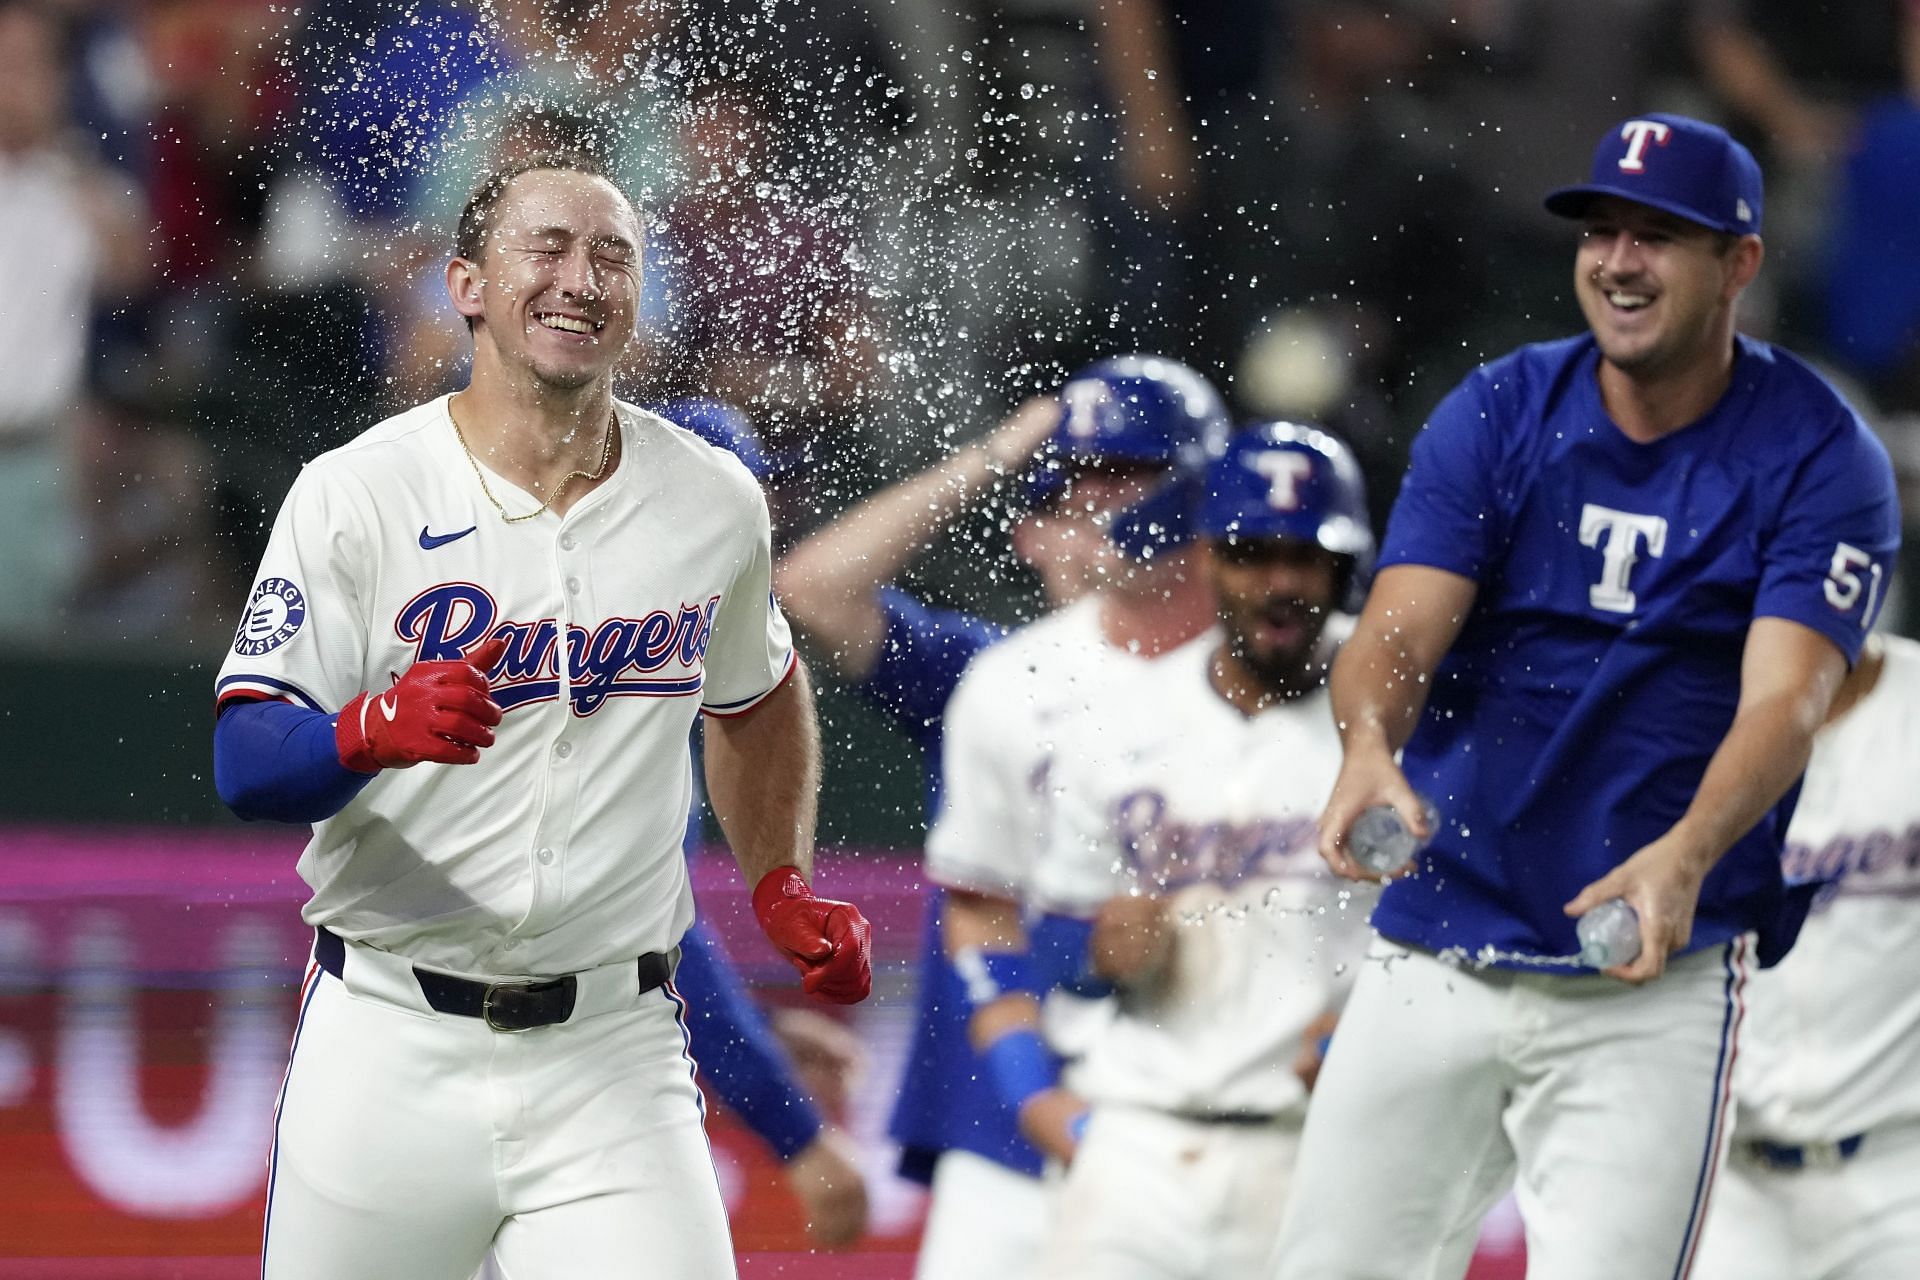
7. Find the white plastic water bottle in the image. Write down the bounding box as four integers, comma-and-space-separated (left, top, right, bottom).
1576, 898, 1642, 969
1346, 799, 1440, 875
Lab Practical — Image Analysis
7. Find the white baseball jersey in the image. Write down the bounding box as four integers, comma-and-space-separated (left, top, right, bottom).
1033, 632, 1371, 1117
216, 394, 793, 977
925, 594, 1156, 901
1733, 632, 1920, 1144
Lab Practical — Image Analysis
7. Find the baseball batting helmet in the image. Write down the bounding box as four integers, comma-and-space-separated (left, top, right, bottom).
1022, 354, 1232, 559
1195, 421, 1376, 611
654, 397, 781, 480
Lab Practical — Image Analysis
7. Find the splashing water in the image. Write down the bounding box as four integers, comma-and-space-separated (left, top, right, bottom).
1433, 944, 1588, 972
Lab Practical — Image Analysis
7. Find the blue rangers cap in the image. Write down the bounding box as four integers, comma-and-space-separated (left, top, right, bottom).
1544, 113, 1763, 236
1195, 421, 1375, 609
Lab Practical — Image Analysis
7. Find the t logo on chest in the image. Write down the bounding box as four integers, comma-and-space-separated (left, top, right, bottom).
1579, 503, 1668, 614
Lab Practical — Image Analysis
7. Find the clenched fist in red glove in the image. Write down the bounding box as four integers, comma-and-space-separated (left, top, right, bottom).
752, 866, 873, 1004
336, 636, 508, 774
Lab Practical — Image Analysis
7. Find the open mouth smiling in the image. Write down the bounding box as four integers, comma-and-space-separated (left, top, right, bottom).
535, 312, 601, 336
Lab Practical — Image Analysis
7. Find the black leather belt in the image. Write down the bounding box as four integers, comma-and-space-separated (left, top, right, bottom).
314, 926, 676, 1032
1741, 1132, 1867, 1172
1170, 1110, 1284, 1127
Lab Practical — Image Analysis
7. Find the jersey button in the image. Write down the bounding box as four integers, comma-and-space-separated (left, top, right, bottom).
566, 576, 582, 594
559, 534, 577, 551
553, 741, 572, 759
536, 847, 555, 865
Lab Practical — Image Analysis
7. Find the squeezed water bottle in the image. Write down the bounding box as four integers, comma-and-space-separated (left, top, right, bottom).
1577, 898, 1643, 969
1346, 798, 1440, 875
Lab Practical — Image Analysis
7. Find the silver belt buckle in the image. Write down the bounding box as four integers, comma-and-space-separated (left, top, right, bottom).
1805, 1140, 1845, 1171
482, 981, 538, 1033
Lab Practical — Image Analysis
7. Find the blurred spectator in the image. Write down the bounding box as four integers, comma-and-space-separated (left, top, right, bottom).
1413, 0, 1694, 365
652, 78, 883, 518
109, 2, 392, 588
1078, 0, 1283, 357
1692, 0, 1909, 341
1821, 3, 1920, 408
140, 0, 293, 291
377, 0, 691, 403
66, 387, 219, 642
298, 0, 505, 224
412, 0, 687, 233
1209, 3, 1486, 445
52, 0, 156, 175
1692, 0, 1904, 164
0, 0, 148, 642
1079, 0, 1208, 353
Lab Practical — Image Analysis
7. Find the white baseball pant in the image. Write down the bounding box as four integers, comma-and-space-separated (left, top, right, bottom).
915, 1149, 1050, 1280
1269, 934, 1749, 1280
262, 937, 735, 1280
1043, 1106, 1301, 1279
1692, 1119, 1920, 1279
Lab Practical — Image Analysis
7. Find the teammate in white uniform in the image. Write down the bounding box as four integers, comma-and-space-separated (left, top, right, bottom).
917, 357, 1229, 1280
1029, 423, 1378, 1279
1692, 631, 1920, 1279
211, 151, 871, 1280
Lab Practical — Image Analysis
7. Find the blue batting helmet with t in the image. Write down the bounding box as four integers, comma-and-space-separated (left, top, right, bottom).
1196, 421, 1376, 609
1023, 355, 1231, 503
1022, 354, 1231, 559
654, 397, 781, 480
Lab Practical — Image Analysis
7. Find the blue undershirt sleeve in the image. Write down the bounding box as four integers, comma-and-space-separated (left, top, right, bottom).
856, 588, 1005, 751
674, 921, 824, 1161
213, 700, 373, 824
1029, 912, 1116, 999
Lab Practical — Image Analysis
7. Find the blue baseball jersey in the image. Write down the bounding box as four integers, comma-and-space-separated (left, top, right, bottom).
860, 587, 1006, 814
859, 591, 1042, 1180
1373, 334, 1900, 967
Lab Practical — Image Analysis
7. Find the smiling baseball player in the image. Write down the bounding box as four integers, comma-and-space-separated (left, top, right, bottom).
211, 151, 870, 1280
1023, 423, 1377, 1279
1269, 114, 1900, 1280
1692, 630, 1920, 1279
916, 356, 1230, 1276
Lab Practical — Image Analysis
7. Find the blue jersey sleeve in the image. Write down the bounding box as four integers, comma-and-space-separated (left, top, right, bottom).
213, 700, 373, 824
1755, 417, 1900, 664
1378, 373, 1506, 582
673, 922, 824, 1161
855, 587, 1005, 750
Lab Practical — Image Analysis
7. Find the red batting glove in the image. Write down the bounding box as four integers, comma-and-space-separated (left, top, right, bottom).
335, 636, 508, 774
752, 865, 873, 1004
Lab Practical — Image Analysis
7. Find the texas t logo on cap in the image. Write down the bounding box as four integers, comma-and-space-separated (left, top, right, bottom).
1543, 112, 1763, 237
1616, 119, 1671, 173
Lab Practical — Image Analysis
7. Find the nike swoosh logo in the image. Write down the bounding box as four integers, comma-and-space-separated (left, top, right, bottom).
419, 525, 478, 550
378, 692, 399, 722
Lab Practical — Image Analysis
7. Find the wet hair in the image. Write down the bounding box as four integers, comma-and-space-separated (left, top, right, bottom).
452, 146, 629, 331
453, 145, 621, 264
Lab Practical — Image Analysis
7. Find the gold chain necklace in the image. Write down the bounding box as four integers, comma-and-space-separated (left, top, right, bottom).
451, 408, 618, 524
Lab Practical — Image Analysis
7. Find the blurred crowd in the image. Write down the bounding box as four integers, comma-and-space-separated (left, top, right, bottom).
6, 0, 1920, 651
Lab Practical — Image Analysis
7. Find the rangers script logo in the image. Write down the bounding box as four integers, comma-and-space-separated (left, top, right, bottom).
232, 577, 307, 656
396, 582, 720, 715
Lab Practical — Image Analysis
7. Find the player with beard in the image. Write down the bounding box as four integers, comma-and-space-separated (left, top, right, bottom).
957, 422, 1378, 1279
